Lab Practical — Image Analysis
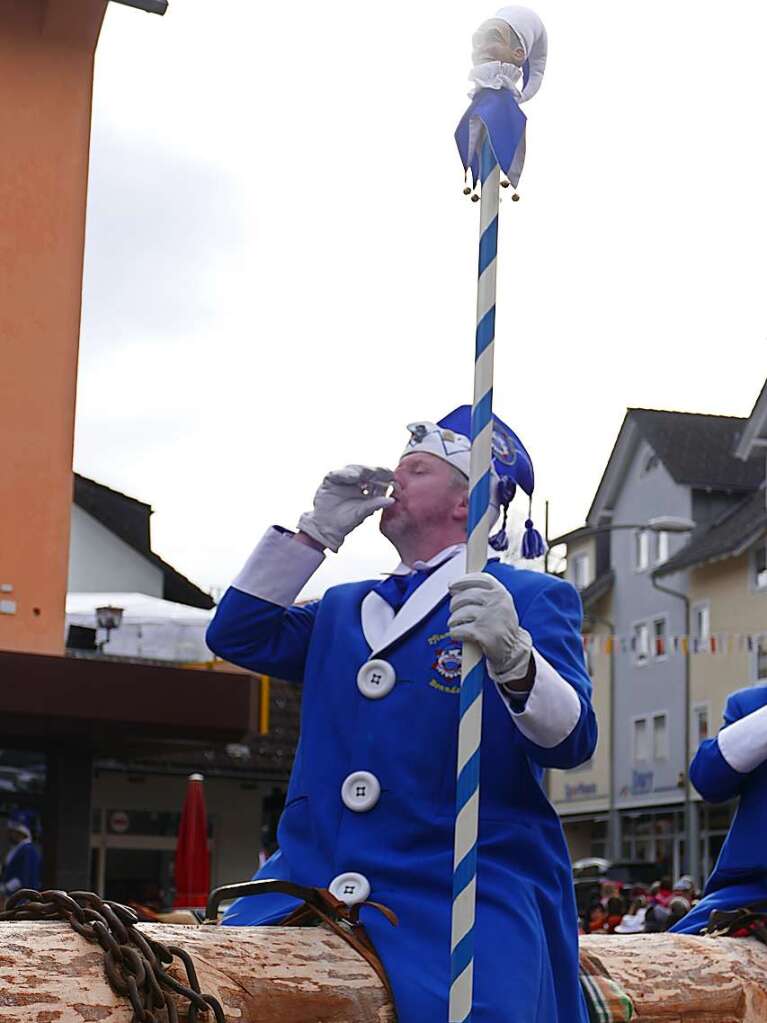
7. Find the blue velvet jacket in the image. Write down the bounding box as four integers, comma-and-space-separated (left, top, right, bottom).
206, 538, 597, 1023
673, 684, 767, 935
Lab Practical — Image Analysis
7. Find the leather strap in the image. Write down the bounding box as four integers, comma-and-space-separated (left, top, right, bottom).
705, 901, 767, 943
204, 878, 397, 998
279, 887, 398, 998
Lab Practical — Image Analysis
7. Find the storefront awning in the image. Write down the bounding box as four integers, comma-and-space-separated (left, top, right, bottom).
0, 650, 258, 751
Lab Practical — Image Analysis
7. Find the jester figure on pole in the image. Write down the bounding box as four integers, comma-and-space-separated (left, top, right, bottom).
206, 7, 596, 1022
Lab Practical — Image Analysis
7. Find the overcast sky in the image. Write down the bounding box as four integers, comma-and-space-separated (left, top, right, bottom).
74, 0, 767, 598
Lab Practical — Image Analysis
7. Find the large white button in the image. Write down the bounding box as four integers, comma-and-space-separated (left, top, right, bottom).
357, 659, 396, 699
329, 872, 371, 906
341, 771, 381, 812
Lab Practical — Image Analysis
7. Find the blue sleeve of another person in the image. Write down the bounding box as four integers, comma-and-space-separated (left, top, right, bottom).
690, 692, 749, 803
206, 587, 319, 683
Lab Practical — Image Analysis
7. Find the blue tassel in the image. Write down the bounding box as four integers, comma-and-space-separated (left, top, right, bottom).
489, 483, 513, 552
488, 478, 518, 552
521, 518, 546, 560
488, 526, 509, 552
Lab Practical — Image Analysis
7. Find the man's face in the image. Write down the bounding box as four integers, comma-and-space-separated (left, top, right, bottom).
380, 452, 467, 542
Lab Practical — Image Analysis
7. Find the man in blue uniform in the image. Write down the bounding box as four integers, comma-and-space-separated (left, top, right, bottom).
672, 683, 767, 935
206, 412, 597, 1022
0, 814, 41, 900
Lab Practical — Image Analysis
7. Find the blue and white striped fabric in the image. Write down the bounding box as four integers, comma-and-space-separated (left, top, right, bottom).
449, 134, 500, 1023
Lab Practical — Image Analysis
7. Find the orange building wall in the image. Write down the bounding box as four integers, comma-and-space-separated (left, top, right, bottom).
0, 0, 107, 654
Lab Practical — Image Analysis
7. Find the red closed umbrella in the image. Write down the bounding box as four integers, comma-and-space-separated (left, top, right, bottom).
174, 773, 210, 908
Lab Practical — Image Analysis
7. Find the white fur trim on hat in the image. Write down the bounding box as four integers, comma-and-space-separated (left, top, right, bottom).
494, 6, 548, 102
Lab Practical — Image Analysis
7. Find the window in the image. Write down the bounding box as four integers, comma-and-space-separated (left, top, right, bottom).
755, 545, 767, 591
653, 713, 668, 759
655, 530, 669, 564
693, 603, 710, 644
634, 530, 650, 572
633, 717, 650, 761
621, 810, 683, 877
572, 553, 590, 589
652, 617, 667, 659
693, 703, 710, 745
633, 622, 650, 665
757, 637, 767, 681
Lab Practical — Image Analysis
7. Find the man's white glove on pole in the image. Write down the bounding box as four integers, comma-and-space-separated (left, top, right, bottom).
297, 465, 395, 553
448, 572, 533, 687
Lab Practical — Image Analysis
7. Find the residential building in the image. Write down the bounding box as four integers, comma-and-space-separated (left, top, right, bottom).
549, 399, 765, 883
69, 474, 215, 610
652, 385, 767, 880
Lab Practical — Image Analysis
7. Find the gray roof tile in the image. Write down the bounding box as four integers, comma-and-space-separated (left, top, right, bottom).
629, 408, 764, 491
655, 486, 767, 575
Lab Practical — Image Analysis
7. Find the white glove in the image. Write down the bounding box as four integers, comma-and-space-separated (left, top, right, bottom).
448, 572, 533, 686
297, 465, 395, 553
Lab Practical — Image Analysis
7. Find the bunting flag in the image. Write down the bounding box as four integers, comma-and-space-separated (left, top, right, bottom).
581, 631, 767, 657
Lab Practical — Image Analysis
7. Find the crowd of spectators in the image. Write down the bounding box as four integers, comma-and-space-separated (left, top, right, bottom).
580, 876, 699, 935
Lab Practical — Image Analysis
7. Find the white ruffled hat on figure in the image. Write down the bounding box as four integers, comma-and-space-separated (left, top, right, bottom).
493, 6, 548, 102
469, 7, 547, 103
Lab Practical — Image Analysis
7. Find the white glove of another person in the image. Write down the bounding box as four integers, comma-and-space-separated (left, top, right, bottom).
448, 572, 534, 688
298, 465, 395, 553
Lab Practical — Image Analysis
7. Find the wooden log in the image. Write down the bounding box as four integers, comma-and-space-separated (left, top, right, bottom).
2, 922, 767, 1023
582, 933, 767, 1022
0, 922, 395, 1023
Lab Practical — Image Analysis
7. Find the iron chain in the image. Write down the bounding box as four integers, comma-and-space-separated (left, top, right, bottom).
0, 889, 225, 1023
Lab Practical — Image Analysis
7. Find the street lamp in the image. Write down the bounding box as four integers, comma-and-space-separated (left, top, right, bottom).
570, 516, 696, 537
96, 605, 124, 652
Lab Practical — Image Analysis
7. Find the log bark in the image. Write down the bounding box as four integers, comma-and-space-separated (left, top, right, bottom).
0, 922, 394, 1023
582, 933, 767, 1022
2, 923, 767, 1023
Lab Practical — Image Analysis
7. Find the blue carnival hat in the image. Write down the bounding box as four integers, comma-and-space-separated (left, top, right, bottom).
437, 405, 545, 559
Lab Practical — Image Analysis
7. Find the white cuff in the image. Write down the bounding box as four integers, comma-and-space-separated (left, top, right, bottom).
4, 877, 21, 894
232, 527, 324, 607
717, 704, 767, 775
498, 649, 581, 748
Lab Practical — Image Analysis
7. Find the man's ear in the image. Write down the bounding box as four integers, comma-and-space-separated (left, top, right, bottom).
453, 488, 470, 523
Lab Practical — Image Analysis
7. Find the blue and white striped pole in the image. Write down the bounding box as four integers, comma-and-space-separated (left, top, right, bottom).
449, 132, 500, 1023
